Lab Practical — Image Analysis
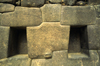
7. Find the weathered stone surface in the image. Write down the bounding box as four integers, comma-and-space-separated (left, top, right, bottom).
94, 5, 100, 18
41, 4, 61, 22
31, 50, 82, 66
0, 13, 1, 25
88, 0, 100, 5
0, 0, 12, 3
0, 26, 10, 59
61, 6, 96, 25
31, 50, 100, 66
98, 50, 100, 66
0, 3, 15, 13
67, 0, 76, 5
0, 55, 31, 66
96, 18, 100, 25
21, 0, 45, 7
49, 0, 66, 3
1, 7, 42, 26
82, 50, 99, 66
27, 22, 70, 59
87, 25, 100, 50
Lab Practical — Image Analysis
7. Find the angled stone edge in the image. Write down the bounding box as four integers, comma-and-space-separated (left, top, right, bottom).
0, 7, 42, 27
0, 26, 10, 59
87, 25, 100, 50
61, 6, 96, 25
68, 53, 89, 59
27, 22, 70, 59
82, 50, 99, 66
41, 4, 61, 22
0, 3, 15, 13
0, 54, 31, 66
96, 18, 100, 25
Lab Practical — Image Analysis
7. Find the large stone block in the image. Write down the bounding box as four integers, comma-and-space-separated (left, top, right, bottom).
21, 0, 45, 7
0, 26, 10, 59
0, 3, 15, 13
87, 25, 100, 50
1, 7, 42, 26
82, 50, 99, 66
31, 50, 82, 66
31, 50, 99, 66
41, 4, 61, 22
61, 6, 96, 25
0, 55, 31, 66
27, 22, 70, 59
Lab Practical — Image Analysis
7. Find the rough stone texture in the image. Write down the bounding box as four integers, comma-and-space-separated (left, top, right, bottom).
67, 0, 76, 5
61, 6, 96, 25
21, 0, 45, 7
0, 0, 12, 3
27, 22, 70, 59
94, 5, 100, 18
87, 25, 100, 50
82, 50, 99, 66
31, 50, 99, 66
0, 7, 42, 26
0, 55, 31, 66
0, 3, 15, 13
96, 18, 100, 25
98, 50, 100, 66
41, 4, 61, 22
0, 26, 10, 59
31, 50, 82, 66
49, 0, 66, 3
88, 0, 100, 5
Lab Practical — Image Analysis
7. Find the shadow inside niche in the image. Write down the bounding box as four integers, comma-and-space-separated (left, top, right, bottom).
8, 27, 28, 57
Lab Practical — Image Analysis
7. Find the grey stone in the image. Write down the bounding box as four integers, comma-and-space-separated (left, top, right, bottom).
0, 3, 15, 13
0, 55, 31, 66
41, 4, 61, 22
94, 5, 100, 18
31, 50, 82, 66
87, 25, 100, 50
61, 6, 96, 25
1, 7, 42, 26
49, 0, 66, 3
88, 0, 100, 5
82, 50, 99, 66
67, 0, 76, 5
0, 26, 10, 59
96, 18, 100, 25
21, 0, 45, 7
27, 22, 70, 59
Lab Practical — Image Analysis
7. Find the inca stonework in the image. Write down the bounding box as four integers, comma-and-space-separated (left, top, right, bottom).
0, 0, 100, 66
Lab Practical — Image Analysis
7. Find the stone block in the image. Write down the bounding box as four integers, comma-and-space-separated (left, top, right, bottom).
41, 4, 61, 22
87, 25, 100, 50
0, 55, 31, 66
88, 0, 100, 5
1, 7, 42, 26
0, 26, 10, 59
27, 22, 70, 59
49, 0, 66, 3
21, 0, 45, 7
94, 5, 100, 18
61, 6, 96, 25
82, 50, 99, 66
31, 50, 82, 66
0, 3, 15, 13
96, 18, 100, 25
